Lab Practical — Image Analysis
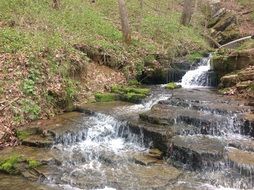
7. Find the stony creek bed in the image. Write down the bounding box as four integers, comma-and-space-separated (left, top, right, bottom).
1, 57, 254, 190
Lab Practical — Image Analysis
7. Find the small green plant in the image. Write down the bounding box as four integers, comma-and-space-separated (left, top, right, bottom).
20, 99, 41, 120
22, 79, 35, 95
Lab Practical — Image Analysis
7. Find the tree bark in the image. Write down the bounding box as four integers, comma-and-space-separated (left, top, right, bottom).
181, 0, 194, 26
118, 0, 131, 44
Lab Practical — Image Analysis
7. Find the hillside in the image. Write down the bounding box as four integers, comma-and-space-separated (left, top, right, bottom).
0, 0, 253, 147
0, 0, 210, 147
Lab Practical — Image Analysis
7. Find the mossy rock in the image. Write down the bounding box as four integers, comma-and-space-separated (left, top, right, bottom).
0, 155, 22, 174
111, 85, 150, 96
120, 93, 147, 104
16, 127, 43, 141
165, 82, 181, 90
94, 93, 118, 102
0, 154, 42, 175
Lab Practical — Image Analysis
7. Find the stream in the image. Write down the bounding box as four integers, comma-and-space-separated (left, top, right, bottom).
1, 56, 254, 190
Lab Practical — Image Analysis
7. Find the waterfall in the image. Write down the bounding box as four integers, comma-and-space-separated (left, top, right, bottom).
180, 54, 213, 88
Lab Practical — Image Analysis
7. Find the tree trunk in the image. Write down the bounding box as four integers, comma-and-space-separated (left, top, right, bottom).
181, 0, 194, 26
118, 0, 131, 44
52, 0, 60, 9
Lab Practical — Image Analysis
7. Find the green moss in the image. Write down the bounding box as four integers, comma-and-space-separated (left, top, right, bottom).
94, 93, 118, 102
165, 82, 181, 90
28, 159, 41, 169
111, 85, 150, 96
0, 155, 21, 174
16, 130, 32, 141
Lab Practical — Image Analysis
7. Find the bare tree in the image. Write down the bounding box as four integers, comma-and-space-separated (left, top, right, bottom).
52, 0, 60, 9
118, 0, 131, 44
181, 0, 194, 26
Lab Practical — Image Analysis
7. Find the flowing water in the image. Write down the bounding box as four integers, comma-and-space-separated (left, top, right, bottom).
180, 54, 213, 88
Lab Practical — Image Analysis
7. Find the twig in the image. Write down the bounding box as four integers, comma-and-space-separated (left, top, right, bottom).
0, 97, 20, 112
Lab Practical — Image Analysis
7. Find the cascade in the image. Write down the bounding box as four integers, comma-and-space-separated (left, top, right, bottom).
180, 54, 218, 88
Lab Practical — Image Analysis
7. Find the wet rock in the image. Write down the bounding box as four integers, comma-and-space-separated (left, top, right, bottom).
148, 148, 163, 159
226, 147, 254, 176
128, 120, 173, 153
0, 174, 57, 190
140, 104, 228, 136
0, 146, 61, 165
227, 136, 254, 152
242, 113, 254, 137
171, 135, 226, 169
132, 153, 162, 166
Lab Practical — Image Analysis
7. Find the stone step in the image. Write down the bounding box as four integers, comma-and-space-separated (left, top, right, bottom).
17, 112, 91, 147
225, 147, 254, 176
170, 135, 226, 169
140, 104, 232, 136
226, 135, 254, 152
161, 97, 251, 115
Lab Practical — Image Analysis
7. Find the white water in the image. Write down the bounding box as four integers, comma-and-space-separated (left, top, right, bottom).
180, 55, 212, 88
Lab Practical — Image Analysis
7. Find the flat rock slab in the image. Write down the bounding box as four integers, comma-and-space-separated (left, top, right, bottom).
58, 163, 181, 190
164, 97, 251, 115
140, 104, 228, 135
226, 147, 254, 176
0, 174, 58, 190
171, 135, 226, 169
0, 145, 60, 165
18, 112, 92, 146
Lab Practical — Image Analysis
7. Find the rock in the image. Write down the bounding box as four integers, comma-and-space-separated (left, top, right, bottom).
239, 69, 254, 81
0, 174, 57, 190
0, 146, 61, 165
236, 81, 253, 90
242, 113, 254, 137
21, 135, 54, 148
140, 104, 228, 136
171, 135, 226, 169
213, 49, 254, 78
128, 120, 172, 153
148, 148, 163, 159
132, 153, 162, 166
220, 74, 239, 87
226, 147, 254, 176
